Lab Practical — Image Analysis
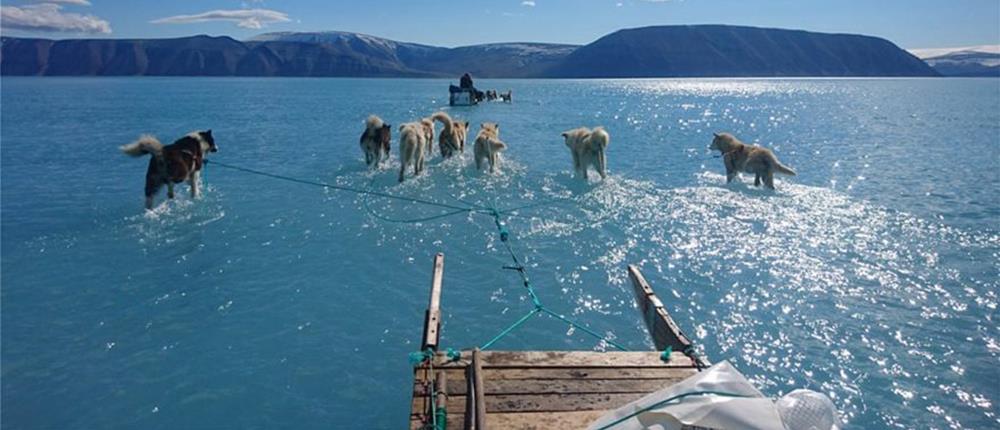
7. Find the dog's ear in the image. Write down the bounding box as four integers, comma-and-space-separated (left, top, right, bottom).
464, 121, 470, 128
713, 132, 720, 138
560, 132, 568, 138
205, 129, 212, 137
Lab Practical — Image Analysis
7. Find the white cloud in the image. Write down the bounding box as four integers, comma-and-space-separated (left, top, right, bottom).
151, 8, 290, 30
0, 3, 110, 34
521, 1, 536, 6
35, 0, 92, 5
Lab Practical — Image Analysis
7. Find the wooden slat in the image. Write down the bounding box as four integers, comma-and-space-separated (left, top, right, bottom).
422, 253, 445, 351
480, 351, 695, 368
413, 411, 610, 430
627, 265, 694, 352
418, 351, 696, 369
487, 411, 608, 429
435, 371, 448, 419
473, 348, 487, 429
413, 392, 650, 414
410, 413, 465, 430
415, 377, 689, 396
464, 362, 475, 430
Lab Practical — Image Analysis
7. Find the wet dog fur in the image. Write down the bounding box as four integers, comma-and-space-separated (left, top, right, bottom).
431, 111, 468, 158
398, 122, 427, 182
121, 130, 217, 210
709, 132, 796, 189
561, 127, 610, 180
473, 122, 507, 172
360, 115, 391, 167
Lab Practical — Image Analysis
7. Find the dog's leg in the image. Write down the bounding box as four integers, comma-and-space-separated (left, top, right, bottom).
598, 151, 607, 180
167, 183, 175, 199
144, 177, 161, 210
570, 150, 583, 178
724, 154, 737, 183
398, 163, 406, 183
190, 171, 201, 198
764, 171, 775, 190
754, 173, 761, 187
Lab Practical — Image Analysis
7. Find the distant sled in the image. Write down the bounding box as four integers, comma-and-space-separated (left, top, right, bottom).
448, 84, 478, 106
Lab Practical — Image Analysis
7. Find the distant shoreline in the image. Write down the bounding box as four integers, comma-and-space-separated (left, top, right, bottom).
1, 24, 942, 78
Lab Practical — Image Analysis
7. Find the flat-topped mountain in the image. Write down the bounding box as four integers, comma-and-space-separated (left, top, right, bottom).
1, 25, 938, 77
544, 25, 937, 77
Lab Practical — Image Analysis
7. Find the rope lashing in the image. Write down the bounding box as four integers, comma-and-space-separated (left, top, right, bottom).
205, 159, 703, 359
205, 159, 480, 213
478, 206, 629, 352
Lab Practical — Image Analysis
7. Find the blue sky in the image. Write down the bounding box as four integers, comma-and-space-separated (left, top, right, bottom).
1, 0, 998, 50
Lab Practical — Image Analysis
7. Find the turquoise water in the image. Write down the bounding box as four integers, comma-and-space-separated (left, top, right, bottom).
2, 77, 998, 429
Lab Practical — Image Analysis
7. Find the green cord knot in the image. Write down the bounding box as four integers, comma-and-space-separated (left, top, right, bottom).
491, 211, 510, 242
660, 346, 673, 362
408, 349, 433, 366
445, 347, 461, 361
526, 282, 543, 309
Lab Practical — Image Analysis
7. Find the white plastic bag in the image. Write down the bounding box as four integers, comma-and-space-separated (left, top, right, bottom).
588, 360, 819, 430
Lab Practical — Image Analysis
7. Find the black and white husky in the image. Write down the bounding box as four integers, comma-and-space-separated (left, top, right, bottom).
121, 130, 217, 210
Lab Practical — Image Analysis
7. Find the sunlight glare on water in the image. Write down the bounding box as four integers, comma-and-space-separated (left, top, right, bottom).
1, 77, 998, 429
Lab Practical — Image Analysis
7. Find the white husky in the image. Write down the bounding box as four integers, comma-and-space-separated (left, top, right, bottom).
561, 127, 610, 180
398, 122, 427, 182
473, 123, 507, 173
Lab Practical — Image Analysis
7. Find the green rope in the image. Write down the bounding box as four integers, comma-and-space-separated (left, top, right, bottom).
205, 159, 476, 213
539, 306, 629, 351
594, 390, 751, 430
479, 308, 541, 351
477, 205, 630, 352
207, 158, 635, 354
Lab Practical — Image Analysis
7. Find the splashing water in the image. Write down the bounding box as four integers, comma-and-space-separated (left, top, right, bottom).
2, 77, 997, 429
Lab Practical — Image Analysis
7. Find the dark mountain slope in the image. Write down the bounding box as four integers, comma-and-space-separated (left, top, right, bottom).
544, 25, 938, 77
1, 25, 938, 78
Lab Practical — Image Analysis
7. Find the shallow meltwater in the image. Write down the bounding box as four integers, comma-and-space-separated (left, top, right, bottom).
2, 77, 998, 429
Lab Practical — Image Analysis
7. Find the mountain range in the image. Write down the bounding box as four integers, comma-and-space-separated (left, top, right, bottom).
1, 25, 939, 78
909, 45, 1000, 77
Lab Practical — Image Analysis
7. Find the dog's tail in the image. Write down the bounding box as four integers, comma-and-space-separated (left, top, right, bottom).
767, 153, 797, 176
431, 111, 453, 132
120, 135, 163, 158
365, 114, 384, 131
590, 127, 610, 150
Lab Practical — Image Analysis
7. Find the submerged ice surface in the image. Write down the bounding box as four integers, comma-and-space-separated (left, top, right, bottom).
1, 77, 998, 429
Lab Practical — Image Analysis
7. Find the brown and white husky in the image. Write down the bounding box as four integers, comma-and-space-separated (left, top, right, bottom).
121, 130, 217, 210
709, 132, 796, 189
431, 111, 468, 158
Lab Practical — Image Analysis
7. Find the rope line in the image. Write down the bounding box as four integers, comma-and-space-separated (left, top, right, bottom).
594, 390, 751, 430
478, 203, 630, 352
205, 159, 638, 352
205, 159, 477, 213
